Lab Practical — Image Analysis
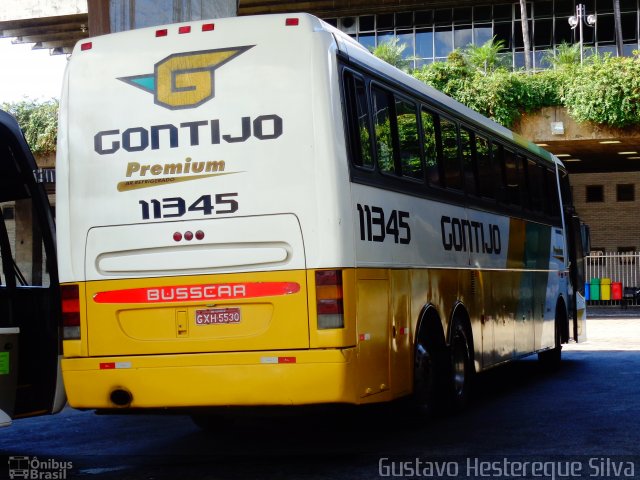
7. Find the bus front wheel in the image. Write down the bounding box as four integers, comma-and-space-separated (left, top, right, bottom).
538, 302, 565, 369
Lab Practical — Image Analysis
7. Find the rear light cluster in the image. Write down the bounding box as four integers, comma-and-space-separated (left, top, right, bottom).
61, 284, 81, 340
173, 230, 205, 242
157, 23, 214, 37
315, 270, 344, 329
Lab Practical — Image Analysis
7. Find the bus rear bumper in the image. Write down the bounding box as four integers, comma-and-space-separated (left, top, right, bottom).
62, 348, 358, 409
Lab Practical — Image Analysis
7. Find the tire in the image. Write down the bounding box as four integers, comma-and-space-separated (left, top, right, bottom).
538, 303, 564, 370
413, 328, 448, 419
449, 319, 474, 411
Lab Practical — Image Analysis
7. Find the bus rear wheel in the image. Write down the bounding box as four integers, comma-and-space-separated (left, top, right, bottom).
449, 319, 474, 410
413, 331, 447, 419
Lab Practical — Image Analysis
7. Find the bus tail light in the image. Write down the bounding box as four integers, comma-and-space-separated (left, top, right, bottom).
62, 284, 81, 340
315, 270, 344, 329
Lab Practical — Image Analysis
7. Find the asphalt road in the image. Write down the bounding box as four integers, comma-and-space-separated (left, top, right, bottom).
1, 316, 639, 480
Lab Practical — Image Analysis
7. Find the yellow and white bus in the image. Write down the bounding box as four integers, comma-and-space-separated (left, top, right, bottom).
57, 13, 588, 415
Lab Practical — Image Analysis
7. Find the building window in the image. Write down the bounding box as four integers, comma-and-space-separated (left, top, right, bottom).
329, 1, 640, 71
617, 184, 635, 202
586, 185, 604, 202
109, 0, 236, 32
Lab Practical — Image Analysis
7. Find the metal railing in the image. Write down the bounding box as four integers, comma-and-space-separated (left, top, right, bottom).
585, 252, 640, 307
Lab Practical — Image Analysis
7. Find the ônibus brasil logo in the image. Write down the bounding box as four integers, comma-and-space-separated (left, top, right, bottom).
119, 46, 253, 110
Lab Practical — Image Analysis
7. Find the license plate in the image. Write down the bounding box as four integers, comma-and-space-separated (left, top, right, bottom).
195, 307, 241, 325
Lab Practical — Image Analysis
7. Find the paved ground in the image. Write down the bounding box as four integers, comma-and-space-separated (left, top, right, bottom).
1, 308, 639, 480
565, 314, 640, 351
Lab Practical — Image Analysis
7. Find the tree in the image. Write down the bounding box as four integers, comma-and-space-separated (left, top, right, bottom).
1, 99, 58, 156
519, 0, 532, 71
371, 37, 411, 71
464, 37, 509, 74
545, 42, 582, 69
614, 0, 624, 56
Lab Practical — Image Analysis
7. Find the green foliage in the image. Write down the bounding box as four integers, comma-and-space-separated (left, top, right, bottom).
371, 37, 411, 71
463, 36, 511, 74
410, 47, 640, 129
1, 99, 58, 155
544, 42, 582, 69
562, 55, 640, 128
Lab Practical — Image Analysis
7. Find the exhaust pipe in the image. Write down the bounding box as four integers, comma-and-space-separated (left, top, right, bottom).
110, 388, 133, 407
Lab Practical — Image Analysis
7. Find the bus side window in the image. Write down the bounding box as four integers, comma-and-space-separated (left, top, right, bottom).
528, 159, 545, 214
476, 135, 495, 200
517, 154, 530, 210
503, 148, 520, 206
421, 107, 440, 186
491, 143, 506, 202
460, 127, 476, 195
439, 117, 462, 190
0, 200, 50, 289
395, 98, 423, 181
546, 168, 561, 218
343, 71, 373, 169
371, 86, 396, 175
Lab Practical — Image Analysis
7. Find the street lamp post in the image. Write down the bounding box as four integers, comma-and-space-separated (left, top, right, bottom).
568, 4, 596, 64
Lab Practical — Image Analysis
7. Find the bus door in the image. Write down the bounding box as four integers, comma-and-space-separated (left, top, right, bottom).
560, 170, 588, 342
566, 213, 588, 342
0, 111, 63, 425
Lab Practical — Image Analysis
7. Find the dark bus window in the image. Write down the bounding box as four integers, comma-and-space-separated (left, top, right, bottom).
517, 155, 530, 210
476, 135, 495, 199
546, 168, 560, 217
528, 159, 545, 213
421, 107, 440, 186
440, 117, 462, 190
503, 148, 520, 206
460, 127, 475, 195
371, 86, 396, 174
491, 143, 506, 202
343, 72, 373, 168
395, 98, 423, 180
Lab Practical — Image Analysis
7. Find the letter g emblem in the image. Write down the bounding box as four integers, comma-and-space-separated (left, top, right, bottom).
119, 46, 253, 110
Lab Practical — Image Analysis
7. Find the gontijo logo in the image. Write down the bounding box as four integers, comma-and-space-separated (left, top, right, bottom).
119, 46, 253, 110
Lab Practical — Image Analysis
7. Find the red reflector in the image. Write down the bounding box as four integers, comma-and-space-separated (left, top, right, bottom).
195, 230, 205, 240
202, 23, 215, 31
156, 29, 168, 37
317, 299, 343, 315
100, 363, 116, 370
184, 231, 194, 241
178, 25, 191, 34
278, 357, 296, 364
80, 42, 92, 51
173, 232, 183, 242
315, 270, 342, 286
285, 18, 299, 26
